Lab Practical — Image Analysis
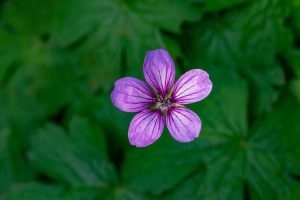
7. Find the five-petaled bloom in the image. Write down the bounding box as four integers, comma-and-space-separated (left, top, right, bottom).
111, 49, 212, 147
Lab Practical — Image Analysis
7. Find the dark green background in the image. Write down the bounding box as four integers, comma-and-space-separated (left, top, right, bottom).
0, 0, 300, 199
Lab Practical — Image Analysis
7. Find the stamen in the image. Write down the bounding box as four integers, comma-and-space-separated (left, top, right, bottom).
149, 84, 183, 112
171, 103, 185, 107
149, 86, 161, 100
166, 84, 174, 99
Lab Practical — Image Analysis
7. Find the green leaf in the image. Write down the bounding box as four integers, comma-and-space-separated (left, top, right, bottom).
123, 68, 300, 199
56, 0, 200, 45
0, 0, 63, 77
1, 0, 59, 36
290, 79, 300, 102
0, 113, 35, 195
267, 96, 300, 176
67, 92, 133, 149
122, 133, 204, 194
0, 62, 77, 138
0, 129, 14, 194
0, 1, 78, 118
2, 183, 106, 200
1, 0, 200, 91
0, 37, 77, 121
2, 182, 148, 200
291, 0, 300, 36
29, 117, 118, 187
93, 186, 148, 200
3, 183, 63, 200
52, 0, 200, 89
0, 29, 19, 81
182, 0, 291, 116
198, 0, 248, 12
2, 183, 64, 200
285, 49, 300, 77
285, 49, 300, 102
97, 94, 134, 147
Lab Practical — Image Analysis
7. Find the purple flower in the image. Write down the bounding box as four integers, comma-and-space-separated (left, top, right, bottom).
111, 49, 212, 147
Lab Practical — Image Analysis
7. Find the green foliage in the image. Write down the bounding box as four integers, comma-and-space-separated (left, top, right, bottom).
2, 182, 114, 200
29, 117, 117, 187
182, 0, 292, 117
54, 0, 200, 89
123, 68, 300, 200
0, 0, 299, 199
198, 0, 248, 12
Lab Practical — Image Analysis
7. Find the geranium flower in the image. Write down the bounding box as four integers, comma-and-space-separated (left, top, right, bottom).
111, 49, 212, 147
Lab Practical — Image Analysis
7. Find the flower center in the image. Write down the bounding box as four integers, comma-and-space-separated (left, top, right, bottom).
158, 97, 172, 112
148, 85, 184, 113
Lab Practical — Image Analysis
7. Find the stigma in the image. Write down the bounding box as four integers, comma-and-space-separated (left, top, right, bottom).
158, 97, 172, 112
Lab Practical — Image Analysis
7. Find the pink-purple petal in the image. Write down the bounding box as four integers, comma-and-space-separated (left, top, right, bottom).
172, 69, 212, 104
128, 110, 164, 147
143, 49, 175, 96
166, 107, 201, 142
111, 77, 154, 112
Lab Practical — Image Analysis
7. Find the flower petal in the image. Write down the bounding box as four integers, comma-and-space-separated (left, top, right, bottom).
172, 69, 212, 104
128, 110, 164, 147
111, 77, 154, 112
143, 49, 175, 95
166, 107, 201, 142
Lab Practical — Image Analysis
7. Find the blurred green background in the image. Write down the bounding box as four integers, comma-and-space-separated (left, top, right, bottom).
0, 0, 300, 199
